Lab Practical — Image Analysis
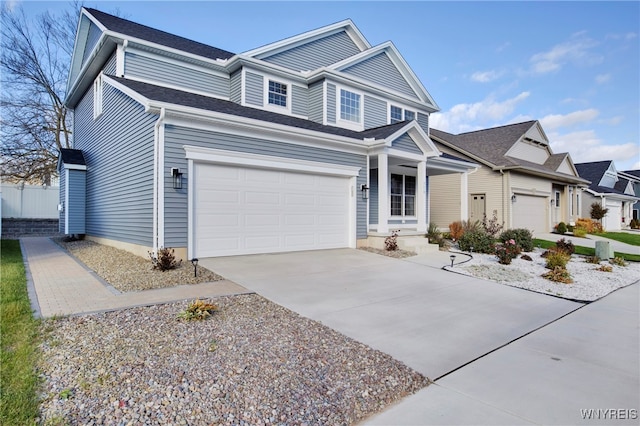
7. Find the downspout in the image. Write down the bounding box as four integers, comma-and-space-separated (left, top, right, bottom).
152, 107, 166, 255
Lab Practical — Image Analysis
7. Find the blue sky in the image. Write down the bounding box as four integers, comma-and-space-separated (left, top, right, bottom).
13, 0, 640, 170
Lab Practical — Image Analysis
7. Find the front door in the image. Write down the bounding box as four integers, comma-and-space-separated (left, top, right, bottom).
469, 194, 486, 222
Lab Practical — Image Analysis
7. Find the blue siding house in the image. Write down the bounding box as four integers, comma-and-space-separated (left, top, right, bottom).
62, 8, 475, 259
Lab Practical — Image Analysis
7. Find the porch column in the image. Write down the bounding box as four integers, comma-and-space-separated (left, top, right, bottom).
417, 160, 427, 232
377, 153, 389, 233
461, 171, 469, 221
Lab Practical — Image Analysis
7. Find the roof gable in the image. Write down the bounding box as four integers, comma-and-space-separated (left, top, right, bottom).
329, 42, 438, 109
575, 161, 616, 191
242, 19, 370, 61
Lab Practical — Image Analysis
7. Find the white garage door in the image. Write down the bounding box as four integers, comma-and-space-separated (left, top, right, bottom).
512, 195, 548, 234
604, 200, 622, 231
193, 163, 351, 257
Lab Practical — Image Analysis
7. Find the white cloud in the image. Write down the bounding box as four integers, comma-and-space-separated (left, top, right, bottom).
430, 92, 530, 133
530, 35, 602, 74
539, 109, 599, 130
548, 130, 640, 169
470, 69, 504, 83
595, 74, 611, 84
3, 0, 21, 12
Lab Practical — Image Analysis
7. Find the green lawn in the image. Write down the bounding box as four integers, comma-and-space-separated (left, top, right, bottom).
596, 232, 640, 246
0, 240, 40, 425
533, 238, 640, 262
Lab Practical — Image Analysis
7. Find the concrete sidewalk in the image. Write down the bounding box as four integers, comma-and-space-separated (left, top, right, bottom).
536, 232, 640, 255
20, 237, 249, 318
365, 283, 640, 425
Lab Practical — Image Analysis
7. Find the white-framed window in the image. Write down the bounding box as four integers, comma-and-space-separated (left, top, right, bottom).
390, 174, 416, 217
267, 79, 287, 107
340, 89, 361, 123
390, 105, 416, 124
555, 191, 561, 208
93, 74, 103, 119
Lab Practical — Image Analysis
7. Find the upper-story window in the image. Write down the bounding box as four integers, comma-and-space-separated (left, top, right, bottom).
390, 105, 415, 124
340, 89, 361, 123
93, 74, 103, 119
268, 80, 287, 107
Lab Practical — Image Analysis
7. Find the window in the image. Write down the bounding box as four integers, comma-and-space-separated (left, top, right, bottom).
268, 80, 287, 107
390, 174, 416, 216
555, 191, 561, 208
390, 105, 403, 124
340, 89, 361, 123
390, 105, 415, 124
93, 74, 103, 119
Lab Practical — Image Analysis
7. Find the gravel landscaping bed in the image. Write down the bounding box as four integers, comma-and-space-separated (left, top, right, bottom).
455, 249, 640, 301
38, 294, 428, 425
55, 239, 224, 292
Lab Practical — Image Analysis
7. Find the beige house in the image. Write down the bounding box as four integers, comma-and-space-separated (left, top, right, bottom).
428, 121, 590, 235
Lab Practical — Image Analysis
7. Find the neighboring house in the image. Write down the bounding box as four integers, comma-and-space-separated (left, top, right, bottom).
575, 161, 640, 230
429, 121, 590, 235
62, 8, 474, 259
620, 170, 640, 222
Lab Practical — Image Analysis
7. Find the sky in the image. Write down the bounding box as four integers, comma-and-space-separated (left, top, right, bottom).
11, 0, 640, 171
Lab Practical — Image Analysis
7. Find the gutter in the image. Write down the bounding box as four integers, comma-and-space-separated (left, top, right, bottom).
152, 107, 166, 254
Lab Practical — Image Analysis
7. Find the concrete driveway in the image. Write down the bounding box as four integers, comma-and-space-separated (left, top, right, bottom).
200, 249, 581, 380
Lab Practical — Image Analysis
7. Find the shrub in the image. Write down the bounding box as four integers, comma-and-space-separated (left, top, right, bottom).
520, 254, 533, 261
609, 256, 627, 267
385, 230, 399, 251
596, 265, 613, 272
495, 239, 521, 265
458, 230, 494, 254
542, 266, 573, 283
448, 221, 464, 241
499, 228, 534, 252
178, 299, 218, 321
149, 247, 181, 271
590, 203, 609, 222
573, 226, 587, 238
555, 238, 575, 256
427, 223, 447, 248
463, 219, 482, 234
576, 218, 603, 234
555, 222, 567, 235
482, 210, 504, 238
630, 218, 639, 229
584, 255, 601, 264
545, 250, 571, 270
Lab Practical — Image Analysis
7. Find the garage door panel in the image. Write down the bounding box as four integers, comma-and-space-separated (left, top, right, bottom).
194, 163, 351, 257
512, 195, 547, 234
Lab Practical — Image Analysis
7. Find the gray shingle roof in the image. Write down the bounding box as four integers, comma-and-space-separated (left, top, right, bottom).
109, 76, 403, 141
85, 8, 235, 61
623, 169, 640, 178
574, 160, 633, 196
431, 121, 537, 167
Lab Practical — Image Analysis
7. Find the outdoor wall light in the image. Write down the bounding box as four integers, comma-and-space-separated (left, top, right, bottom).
171, 168, 183, 190
511, 194, 517, 202
191, 258, 199, 277
361, 184, 369, 200
449, 254, 456, 268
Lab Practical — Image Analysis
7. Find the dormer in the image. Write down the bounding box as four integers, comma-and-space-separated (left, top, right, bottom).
600, 162, 619, 188
504, 122, 551, 165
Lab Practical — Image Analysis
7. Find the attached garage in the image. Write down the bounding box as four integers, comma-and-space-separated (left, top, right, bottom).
512, 194, 548, 234
604, 200, 622, 231
186, 148, 360, 258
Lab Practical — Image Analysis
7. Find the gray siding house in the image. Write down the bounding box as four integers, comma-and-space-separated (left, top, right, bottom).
63, 8, 474, 259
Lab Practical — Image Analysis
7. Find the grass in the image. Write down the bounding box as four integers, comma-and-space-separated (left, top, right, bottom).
533, 238, 640, 262
0, 240, 41, 425
596, 232, 640, 246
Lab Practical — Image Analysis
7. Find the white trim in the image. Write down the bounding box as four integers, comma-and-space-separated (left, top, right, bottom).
183, 145, 360, 177
417, 161, 427, 232
389, 102, 417, 124
62, 164, 87, 171
349, 176, 358, 248
262, 74, 292, 114
461, 172, 469, 221
158, 119, 166, 249
377, 153, 389, 233
93, 73, 103, 119
64, 169, 70, 234
116, 41, 126, 76
125, 47, 229, 79
187, 158, 195, 259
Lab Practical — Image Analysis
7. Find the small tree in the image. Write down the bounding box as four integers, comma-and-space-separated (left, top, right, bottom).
590, 202, 608, 228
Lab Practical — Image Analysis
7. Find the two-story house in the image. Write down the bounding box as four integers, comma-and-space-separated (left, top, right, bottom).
59, 8, 475, 259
